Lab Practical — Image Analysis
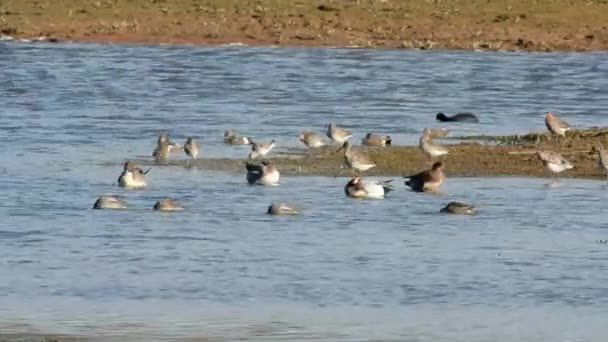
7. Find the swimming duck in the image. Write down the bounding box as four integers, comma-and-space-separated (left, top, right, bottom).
93, 195, 127, 209
436, 112, 479, 123
246, 160, 280, 186
344, 176, 394, 199
117, 160, 149, 188
404, 162, 445, 192
440, 201, 478, 215
153, 198, 184, 212
267, 203, 299, 215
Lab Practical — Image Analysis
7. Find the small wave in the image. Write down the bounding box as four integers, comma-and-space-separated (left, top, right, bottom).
0, 230, 44, 239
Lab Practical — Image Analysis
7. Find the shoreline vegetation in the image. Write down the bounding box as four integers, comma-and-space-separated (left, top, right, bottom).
1, 0, 607, 51
136, 128, 608, 180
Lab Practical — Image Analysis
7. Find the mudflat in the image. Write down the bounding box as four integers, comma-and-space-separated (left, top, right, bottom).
1, 0, 607, 51
137, 128, 608, 180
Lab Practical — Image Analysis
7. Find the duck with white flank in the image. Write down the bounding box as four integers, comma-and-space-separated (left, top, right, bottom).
345, 176, 394, 199
246, 160, 280, 186
117, 160, 149, 189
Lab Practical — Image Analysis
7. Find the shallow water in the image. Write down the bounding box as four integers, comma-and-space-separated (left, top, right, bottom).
1, 41, 608, 341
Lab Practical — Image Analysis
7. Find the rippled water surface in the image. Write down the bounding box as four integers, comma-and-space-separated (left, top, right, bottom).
1, 41, 608, 341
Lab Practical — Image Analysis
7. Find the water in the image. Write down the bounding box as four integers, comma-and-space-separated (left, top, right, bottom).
1, 41, 608, 341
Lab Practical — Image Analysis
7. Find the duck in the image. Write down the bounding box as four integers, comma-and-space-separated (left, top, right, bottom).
326, 123, 352, 144
153, 198, 184, 212
404, 162, 445, 192
117, 160, 149, 188
267, 203, 299, 215
299, 131, 326, 148
440, 201, 478, 215
93, 195, 127, 209
344, 176, 394, 199
338, 141, 376, 174
361, 133, 392, 147
246, 160, 280, 186
436, 112, 479, 123
248, 139, 276, 159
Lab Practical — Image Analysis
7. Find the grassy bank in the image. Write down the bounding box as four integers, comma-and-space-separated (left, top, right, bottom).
1, 0, 607, 51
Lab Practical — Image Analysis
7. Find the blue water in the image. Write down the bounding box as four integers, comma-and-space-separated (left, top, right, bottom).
1, 41, 608, 341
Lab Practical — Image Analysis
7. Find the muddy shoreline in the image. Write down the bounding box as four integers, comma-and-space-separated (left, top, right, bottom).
2, 0, 607, 51
134, 129, 608, 180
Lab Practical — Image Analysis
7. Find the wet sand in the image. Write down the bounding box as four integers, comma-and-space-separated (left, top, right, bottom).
137, 128, 608, 180
1, 0, 607, 51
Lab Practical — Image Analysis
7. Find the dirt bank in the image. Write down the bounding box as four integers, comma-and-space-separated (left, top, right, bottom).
1, 0, 607, 51
135, 128, 608, 180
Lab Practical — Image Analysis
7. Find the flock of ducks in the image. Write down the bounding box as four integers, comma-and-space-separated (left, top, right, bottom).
93, 111, 608, 215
